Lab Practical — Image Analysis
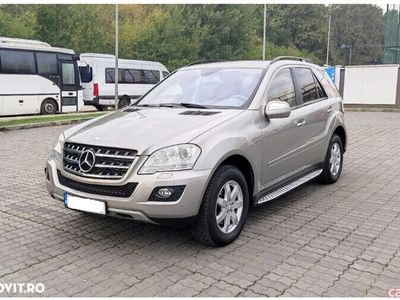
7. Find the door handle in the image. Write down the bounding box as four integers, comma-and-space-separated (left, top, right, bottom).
19, 100, 23, 104
68, 92, 74, 96
297, 119, 306, 127
327, 106, 333, 113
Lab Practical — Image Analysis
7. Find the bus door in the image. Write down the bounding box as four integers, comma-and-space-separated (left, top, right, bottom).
59, 60, 79, 113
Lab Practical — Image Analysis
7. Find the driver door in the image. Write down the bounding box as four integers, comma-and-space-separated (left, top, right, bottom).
59, 60, 79, 112
259, 67, 309, 191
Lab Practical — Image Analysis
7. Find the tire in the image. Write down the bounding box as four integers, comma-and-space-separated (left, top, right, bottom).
191, 165, 249, 247
94, 105, 108, 111
40, 99, 57, 115
118, 97, 130, 109
318, 134, 344, 184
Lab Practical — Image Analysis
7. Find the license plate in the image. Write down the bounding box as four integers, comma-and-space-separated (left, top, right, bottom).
64, 193, 106, 215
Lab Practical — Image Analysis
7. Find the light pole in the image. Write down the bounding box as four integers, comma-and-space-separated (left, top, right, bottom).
341, 44, 352, 65
114, 4, 119, 110
325, 14, 331, 65
262, 4, 266, 60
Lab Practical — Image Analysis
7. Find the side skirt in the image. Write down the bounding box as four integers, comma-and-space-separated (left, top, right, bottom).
255, 168, 323, 205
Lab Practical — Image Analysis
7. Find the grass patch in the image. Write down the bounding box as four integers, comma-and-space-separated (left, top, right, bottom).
0, 112, 106, 128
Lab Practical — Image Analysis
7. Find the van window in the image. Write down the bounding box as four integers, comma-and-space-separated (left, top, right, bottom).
293, 68, 319, 103
79, 66, 93, 83
0, 50, 35, 74
162, 71, 169, 78
37, 52, 58, 76
266, 68, 296, 107
105, 68, 161, 84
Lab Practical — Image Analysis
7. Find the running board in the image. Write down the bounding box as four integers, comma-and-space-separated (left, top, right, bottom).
257, 169, 323, 204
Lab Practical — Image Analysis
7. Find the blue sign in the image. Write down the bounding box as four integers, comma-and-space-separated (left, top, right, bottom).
325, 67, 336, 82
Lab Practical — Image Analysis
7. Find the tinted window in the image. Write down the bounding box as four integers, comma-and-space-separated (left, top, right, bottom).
144, 70, 160, 84
79, 66, 93, 83
1, 50, 35, 74
266, 68, 296, 107
293, 68, 319, 103
61, 63, 75, 85
314, 74, 327, 99
106, 68, 160, 84
37, 52, 58, 76
162, 71, 169, 78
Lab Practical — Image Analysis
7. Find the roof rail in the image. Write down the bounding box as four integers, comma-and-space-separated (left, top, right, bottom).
184, 59, 228, 67
269, 56, 313, 65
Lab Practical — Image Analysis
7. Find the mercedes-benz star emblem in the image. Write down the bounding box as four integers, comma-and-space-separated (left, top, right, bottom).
79, 149, 96, 173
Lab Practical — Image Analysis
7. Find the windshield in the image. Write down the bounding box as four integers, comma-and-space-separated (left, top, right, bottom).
137, 67, 264, 109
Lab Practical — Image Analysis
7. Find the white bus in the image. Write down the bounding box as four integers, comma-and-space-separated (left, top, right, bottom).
0, 37, 83, 116
78, 53, 169, 111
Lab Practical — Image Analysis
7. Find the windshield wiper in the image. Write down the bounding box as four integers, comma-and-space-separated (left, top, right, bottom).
138, 103, 209, 109
178, 103, 209, 109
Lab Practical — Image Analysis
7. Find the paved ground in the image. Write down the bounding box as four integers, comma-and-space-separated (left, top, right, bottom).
0, 111, 399, 297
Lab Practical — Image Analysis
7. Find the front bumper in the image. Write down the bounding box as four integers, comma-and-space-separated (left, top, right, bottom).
45, 155, 211, 224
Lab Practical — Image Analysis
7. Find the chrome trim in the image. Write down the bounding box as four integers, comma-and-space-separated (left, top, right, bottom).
95, 153, 136, 160
257, 169, 322, 204
94, 164, 130, 170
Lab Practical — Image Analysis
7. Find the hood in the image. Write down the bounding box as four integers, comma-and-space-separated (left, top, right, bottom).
65, 107, 242, 155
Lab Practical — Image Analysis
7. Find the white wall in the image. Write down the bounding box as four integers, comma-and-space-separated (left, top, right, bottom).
343, 65, 399, 105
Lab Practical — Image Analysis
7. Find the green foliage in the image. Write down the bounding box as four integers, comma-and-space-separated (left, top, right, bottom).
0, 4, 385, 69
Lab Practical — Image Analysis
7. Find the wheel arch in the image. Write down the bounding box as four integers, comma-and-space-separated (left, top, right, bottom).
333, 125, 347, 153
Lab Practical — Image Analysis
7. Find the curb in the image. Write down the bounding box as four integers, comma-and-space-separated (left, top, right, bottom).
0, 118, 93, 132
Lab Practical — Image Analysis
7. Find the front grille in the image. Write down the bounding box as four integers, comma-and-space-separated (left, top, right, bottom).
57, 170, 137, 198
63, 142, 137, 180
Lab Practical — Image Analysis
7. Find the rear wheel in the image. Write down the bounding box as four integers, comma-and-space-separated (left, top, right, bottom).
118, 97, 130, 109
40, 99, 57, 115
318, 135, 344, 184
94, 105, 108, 111
191, 165, 249, 247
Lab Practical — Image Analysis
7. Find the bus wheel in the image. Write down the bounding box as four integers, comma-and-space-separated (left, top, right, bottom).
118, 97, 130, 109
41, 99, 58, 115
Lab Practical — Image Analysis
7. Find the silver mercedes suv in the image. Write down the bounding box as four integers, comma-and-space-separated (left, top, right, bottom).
46, 57, 346, 246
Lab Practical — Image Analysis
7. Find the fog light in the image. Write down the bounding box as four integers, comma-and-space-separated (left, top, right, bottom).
157, 188, 173, 199
149, 185, 186, 202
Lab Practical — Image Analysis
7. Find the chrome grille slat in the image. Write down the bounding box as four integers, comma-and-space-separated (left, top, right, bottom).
63, 142, 137, 180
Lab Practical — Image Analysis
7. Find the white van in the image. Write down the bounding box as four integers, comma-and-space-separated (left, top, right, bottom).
0, 37, 84, 116
78, 53, 169, 111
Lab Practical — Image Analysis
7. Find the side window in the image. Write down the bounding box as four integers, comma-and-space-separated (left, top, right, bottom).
143, 70, 160, 84
162, 71, 169, 78
105, 68, 123, 84
293, 68, 319, 103
36, 52, 58, 76
1, 50, 35, 74
266, 68, 296, 107
79, 66, 93, 83
314, 74, 327, 99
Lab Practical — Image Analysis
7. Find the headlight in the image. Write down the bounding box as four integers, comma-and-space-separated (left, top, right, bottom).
139, 144, 201, 174
53, 133, 65, 162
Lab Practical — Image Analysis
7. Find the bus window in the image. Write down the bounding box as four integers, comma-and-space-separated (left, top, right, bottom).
0, 50, 35, 74
61, 63, 76, 85
144, 70, 160, 84
79, 66, 93, 83
36, 52, 58, 76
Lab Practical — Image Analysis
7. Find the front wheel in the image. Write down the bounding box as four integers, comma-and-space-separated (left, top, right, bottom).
318, 135, 344, 184
40, 99, 57, 115
191, 165, 249, 247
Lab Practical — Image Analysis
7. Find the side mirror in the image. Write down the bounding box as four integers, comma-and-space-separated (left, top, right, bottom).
264, 100, 291, 119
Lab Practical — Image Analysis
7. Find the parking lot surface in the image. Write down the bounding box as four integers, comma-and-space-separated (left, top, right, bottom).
0, 111, 399, 296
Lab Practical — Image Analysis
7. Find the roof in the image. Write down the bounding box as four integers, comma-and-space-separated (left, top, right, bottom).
80, 53, 166, 68
0, 37, 75, 55
182, 60, 272, 70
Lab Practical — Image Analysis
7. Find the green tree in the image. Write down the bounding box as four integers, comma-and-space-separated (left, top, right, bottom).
0, 4, 37, 39
330, 4, 384, 65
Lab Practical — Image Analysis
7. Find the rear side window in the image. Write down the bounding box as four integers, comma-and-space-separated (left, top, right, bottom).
162, 71, 169, 78
266, 68, 296, 107
37, 52, 58, 76
293, 68, 319, 103
0, 50, 35, 74
79, 66, 93, 83
105, 68, 161, 84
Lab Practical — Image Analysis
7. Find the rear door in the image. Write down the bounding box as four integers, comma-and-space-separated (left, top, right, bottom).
292, 67, 332, 166
59, 60, 79, 112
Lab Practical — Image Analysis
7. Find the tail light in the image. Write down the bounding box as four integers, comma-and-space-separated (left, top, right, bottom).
93, 83, 99, 97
